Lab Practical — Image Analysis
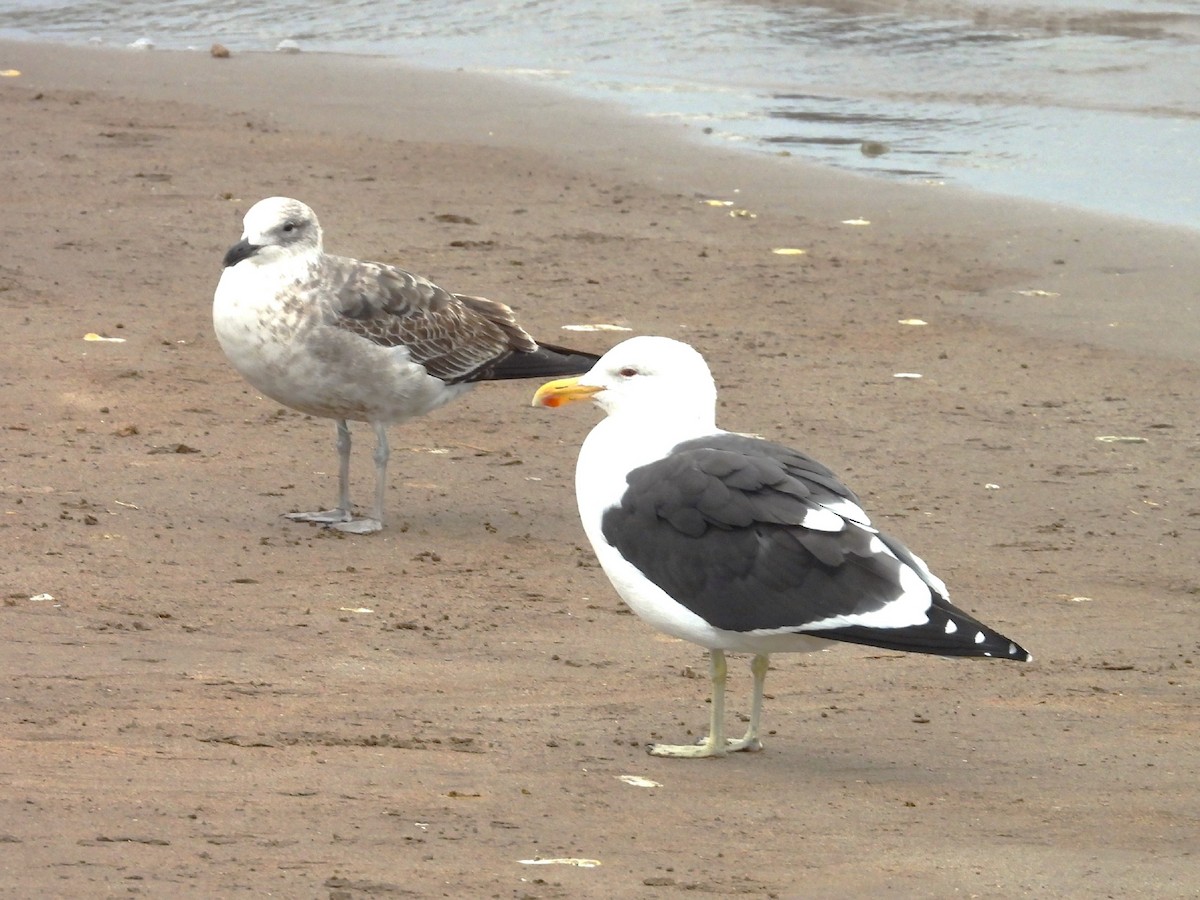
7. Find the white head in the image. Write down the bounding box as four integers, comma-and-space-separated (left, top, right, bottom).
532, 336, 718, 431
222, 196, 323, 269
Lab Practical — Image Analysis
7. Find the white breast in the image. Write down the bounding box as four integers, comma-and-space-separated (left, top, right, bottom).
213, 258, 469, 423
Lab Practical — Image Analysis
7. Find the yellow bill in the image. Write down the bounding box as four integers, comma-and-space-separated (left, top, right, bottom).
531, 377, 603, 409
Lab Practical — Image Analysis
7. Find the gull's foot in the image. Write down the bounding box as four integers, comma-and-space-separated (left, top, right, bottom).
647, 734, 763, 758
330, 517, 383, 535
647, 738, 726, 759
725, 735, 763, 753
284, 508, 353, 525
283, 510, 383, 533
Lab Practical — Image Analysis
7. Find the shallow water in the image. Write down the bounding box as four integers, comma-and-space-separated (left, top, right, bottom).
3, 0, 1198, 229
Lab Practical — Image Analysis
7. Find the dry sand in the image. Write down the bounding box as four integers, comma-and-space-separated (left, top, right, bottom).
1, 40, 1198, 898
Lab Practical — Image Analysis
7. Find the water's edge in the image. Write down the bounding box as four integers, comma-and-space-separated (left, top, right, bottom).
2, 0, 1198, 231
3, 38, 1199, 362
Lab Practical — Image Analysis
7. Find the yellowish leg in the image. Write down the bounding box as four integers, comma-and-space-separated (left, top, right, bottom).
725, 653, 769, 753
648, 651, 772, 758
649, 649, 730, 758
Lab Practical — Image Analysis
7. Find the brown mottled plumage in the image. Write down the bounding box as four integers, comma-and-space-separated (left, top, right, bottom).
213, 196, 598, 534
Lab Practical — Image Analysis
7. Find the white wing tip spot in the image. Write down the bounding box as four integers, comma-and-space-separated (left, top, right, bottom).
974, 631, 986, 644
943, 619, 957, 635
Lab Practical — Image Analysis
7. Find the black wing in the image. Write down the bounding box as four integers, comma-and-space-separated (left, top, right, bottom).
601, 434, 1030, 660
325, 256, 595, 383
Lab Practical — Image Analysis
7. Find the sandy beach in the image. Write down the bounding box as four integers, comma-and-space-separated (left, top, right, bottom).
2, 39, 1198, 897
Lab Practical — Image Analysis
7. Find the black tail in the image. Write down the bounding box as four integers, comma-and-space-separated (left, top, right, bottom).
815, 601, 1032, 662
467, 342, 601, 382
812, 530, 1033, 661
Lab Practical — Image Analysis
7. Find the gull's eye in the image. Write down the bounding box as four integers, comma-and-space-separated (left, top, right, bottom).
282, 221, 297, 233
617, 366, 638, 378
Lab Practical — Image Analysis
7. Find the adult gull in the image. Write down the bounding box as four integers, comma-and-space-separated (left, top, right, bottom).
214, 196, 599, 534
533, 335, 1031, 758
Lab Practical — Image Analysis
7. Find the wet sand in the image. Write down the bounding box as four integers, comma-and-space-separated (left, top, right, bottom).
2, 40, 1198, 897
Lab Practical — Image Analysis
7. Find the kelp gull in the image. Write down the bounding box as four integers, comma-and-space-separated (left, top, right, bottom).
532, 335, 1031, 758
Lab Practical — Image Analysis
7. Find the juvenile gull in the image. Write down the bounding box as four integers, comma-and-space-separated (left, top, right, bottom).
533, 336, 1031, 758
214, 196, 599, 534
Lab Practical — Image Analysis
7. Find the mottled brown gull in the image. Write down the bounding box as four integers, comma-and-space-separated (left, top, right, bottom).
214, 196, 598, 534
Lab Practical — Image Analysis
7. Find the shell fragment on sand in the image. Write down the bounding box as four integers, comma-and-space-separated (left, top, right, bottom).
518, 858, 602, 868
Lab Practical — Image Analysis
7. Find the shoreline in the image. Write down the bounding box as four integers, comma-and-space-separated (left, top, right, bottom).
4, 38, 1200, 362
5, 0, 1199, 235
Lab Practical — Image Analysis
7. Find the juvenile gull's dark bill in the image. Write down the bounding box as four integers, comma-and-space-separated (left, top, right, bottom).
213, 196, 599, 534
532, 335, 1031, 758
